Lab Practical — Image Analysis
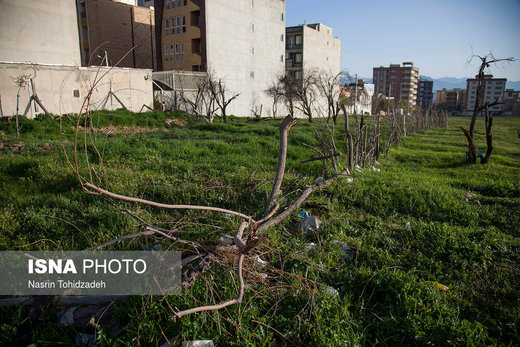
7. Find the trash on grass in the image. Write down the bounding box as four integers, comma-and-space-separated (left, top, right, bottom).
325, 286, 339, 297
298, 210, 309, 218
425, 281, 449, 291
182, 341, 215, 347
299, 216, 321, 232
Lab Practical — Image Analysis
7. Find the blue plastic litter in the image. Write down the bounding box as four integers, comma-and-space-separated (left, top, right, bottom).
298, 210, 309, 218
476, 152, 485, 159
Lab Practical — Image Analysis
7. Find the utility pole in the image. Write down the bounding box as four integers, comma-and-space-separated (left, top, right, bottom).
354, 74, 358, 116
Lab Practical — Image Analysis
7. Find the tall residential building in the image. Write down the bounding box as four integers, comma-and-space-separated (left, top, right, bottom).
77, 0, 156, 69
465, 74, 506, 114
285, 23, 341, 78
417, 79, 433, 108
373, 62, 419, 106
154, 0, 286, 117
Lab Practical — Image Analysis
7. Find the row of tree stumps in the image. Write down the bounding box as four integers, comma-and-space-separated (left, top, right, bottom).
341, 99, 448, 170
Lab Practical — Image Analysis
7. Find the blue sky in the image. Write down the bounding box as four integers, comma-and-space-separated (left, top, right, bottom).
285, 0, 520, 81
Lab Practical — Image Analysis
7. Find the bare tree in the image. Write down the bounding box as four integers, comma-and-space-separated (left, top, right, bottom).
461, 53, 515, 164
317, 70, 343, 124
72, 112, 349, 321
177, 73, 217, 123
266, 74, 299, 118
265, 80, 285, 118
207, 73, 239, 123
11, 74, 31, 138
294, 69, 320, 122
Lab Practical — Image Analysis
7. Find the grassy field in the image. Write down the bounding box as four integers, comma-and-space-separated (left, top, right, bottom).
0, 112, 519, 346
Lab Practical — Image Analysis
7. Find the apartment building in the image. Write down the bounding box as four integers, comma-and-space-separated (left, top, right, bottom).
435, 88, 466, 114
373, 62, 419, 106
76, 0, 156, 69
502, 89, 520, 115
417, 79, 433, 108
285, 23, 341, 79
465, 74, 506, 113
154, 0, 286, 117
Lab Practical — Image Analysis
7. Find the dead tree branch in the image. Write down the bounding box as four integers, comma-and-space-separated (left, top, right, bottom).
263, 116, 298, 218
83, 182, 253, 221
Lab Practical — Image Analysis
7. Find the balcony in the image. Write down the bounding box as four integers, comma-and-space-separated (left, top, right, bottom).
286, 43, 303, 50
285, 59, 302, 68
190, 10, 200, 27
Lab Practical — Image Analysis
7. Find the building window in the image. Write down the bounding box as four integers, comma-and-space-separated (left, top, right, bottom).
281, 13, 284, 21
175, 43, 184, 61
295, 70, 302, 79
164, 45, 169, 61
249, 23, 254, 32
184, 0, 187, 5
170, 18, 175, 35
250, 47, 254, 55
250, 0, 254, 8
171, 0, 175, 8
285, 52, 291, 59
169, 44, 174, 61
250, 71, 254, 79
165, 19, 169, 36
177, 0, 181, 7
166, 0, 171, 10
182, 16, 186, 33
295, 53, 302, 63
295, 35, 302, 45
280, 55, 283, 62
176, 16, 181, 34
280, 34, 284, 41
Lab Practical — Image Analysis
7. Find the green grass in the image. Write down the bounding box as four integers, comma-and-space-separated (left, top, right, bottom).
0, 113, 518, 346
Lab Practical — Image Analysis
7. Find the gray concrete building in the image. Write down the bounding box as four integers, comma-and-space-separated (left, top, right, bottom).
285, 23, 341, 79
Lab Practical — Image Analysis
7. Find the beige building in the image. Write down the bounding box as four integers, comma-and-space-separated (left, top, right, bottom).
465, 74, 506, 114
373, 62, 419, 106
285, 23, 341, 79
435, 88, 466, 114
77, 0, 156, 69
154, 0, 286, 117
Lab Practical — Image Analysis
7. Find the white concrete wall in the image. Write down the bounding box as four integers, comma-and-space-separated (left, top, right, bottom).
205, 0, 285, 117
0, 62, 153, 117
303, 24, 341, 76
0, 0, 81, 66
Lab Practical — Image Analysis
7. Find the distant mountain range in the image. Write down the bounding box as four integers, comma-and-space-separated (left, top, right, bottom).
350, 75, 520, 92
